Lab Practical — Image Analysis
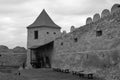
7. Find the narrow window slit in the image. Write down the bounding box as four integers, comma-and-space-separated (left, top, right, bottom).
34, 31, 38, 39
96, 30, 102, 37
74, 38, 78, 42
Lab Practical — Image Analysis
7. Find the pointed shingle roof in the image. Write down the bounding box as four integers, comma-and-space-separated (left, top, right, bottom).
27, 9, 61, 29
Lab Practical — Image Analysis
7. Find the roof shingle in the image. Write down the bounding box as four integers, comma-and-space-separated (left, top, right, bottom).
27, 9, 61, 29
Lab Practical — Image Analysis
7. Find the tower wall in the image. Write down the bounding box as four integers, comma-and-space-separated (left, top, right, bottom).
27, 27, 61, 48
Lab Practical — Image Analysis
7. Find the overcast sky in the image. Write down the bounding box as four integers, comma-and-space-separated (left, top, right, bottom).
0, 0, 119, 48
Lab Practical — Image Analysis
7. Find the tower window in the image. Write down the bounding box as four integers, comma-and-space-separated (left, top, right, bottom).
53, 32, 56, 34
74, 38, 78, 42
34, 31, 38, 39
96, 30, 102, 37
61, 42, 63, 46
118, 5, 120, 7
47, 32, 49, 34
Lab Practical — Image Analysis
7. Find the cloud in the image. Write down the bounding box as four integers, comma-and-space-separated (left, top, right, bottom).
0, 0, 30, 4
45, 0, 108, 16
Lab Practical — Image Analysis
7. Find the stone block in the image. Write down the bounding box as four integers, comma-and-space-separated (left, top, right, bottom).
70, 26, 75, 32
93, 13, 100, 22
101, 9, 110, 18
111, 4, 120, 14
86, 17, 92, 24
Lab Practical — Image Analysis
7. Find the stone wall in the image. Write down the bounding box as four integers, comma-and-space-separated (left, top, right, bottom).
0, 53, 26, 67
54, 4, 120, 55
27, 27, 61, 48
52, 4, 120, 77
52, 49, 120, 72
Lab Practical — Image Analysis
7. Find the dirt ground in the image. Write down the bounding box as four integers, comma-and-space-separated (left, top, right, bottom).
0, 68, 104, 80
20, 68, 80, 80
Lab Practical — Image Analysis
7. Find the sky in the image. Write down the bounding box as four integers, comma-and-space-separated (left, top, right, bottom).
0, 0, 119, 48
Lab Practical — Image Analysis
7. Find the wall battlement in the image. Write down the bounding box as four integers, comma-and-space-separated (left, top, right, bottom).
52, 4, 120, 76
54, 3, 120, 54
86, 4, 120, 25
60, 4, 120, 37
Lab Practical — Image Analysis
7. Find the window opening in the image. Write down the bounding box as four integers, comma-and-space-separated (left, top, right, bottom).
118, 5, 120, 7
47, 32, 49, 34
34, 31, 38, 39
53, 32, 56, 34
74, 38, 78, 42
61, 42, 63, 46
96, 30, 102, 37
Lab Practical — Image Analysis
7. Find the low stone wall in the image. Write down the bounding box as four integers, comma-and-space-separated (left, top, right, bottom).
0, 53, 26, 67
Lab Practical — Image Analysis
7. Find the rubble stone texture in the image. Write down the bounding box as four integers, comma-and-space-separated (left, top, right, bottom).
93, 13, 100, 22
111, 4, 120, 14
0, 45, 27, 67
86, 17, 92, 24
70, 26, 75, 32
101, 9, 111, 18
52, 4, 120, 80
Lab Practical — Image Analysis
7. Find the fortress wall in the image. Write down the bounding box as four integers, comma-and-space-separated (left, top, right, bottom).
86, 17, 92, 24
52, 49, 120, 72
93, 13, 101, 22
85, 3, 120, 25
0, 53, 26, 66
70, 26, 75, 32
54, 9, 120, 55
101, 9, 111, 18
51, 4, 120, 77
111, 4, 120, 14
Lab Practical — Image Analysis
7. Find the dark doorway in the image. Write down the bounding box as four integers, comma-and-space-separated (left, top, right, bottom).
30, 42, 53, 68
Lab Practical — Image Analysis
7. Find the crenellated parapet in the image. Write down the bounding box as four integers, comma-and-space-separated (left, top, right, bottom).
111, 4, 120, 14
53, 3, 120, 77
86, 17, 92, 24
85, 4, 120, 25
62, 30, 67, 36
55, 3, 120, 53
70, 26, 75, 32
93, 13, 101, 22
101, 9, 111, 18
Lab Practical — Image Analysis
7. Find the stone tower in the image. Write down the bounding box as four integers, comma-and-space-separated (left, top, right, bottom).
26, 9, 61, 68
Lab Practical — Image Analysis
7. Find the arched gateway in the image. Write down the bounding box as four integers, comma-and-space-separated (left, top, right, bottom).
26, 9, 61, 68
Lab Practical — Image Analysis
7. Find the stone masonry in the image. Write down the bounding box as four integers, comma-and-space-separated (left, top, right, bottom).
51, 4, 120, 79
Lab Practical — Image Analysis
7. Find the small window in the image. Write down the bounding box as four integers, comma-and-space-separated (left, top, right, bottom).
53, 32, 56, 34
47, 32, 49, 34
74, 38, 78, 42
96, 30, 102, 37
34, 31, 38, 39
118, 5, 120, 7
61, 42, 63, 46
86, 54, 88, 59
